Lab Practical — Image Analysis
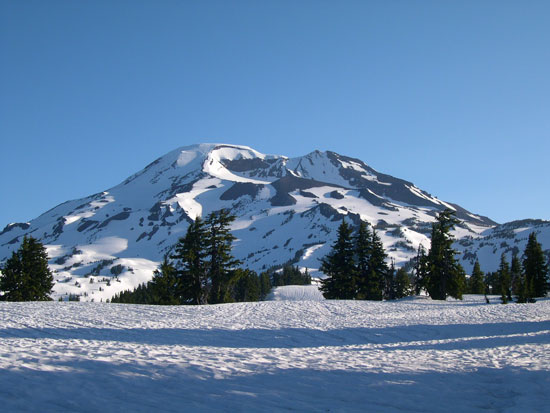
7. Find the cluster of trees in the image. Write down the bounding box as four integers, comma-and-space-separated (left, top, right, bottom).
111, 209, 314, 305
112, 209, 270, 305
320, 220, 412, 300
0, 236, 54, 301
321, 208, 550, 302
466, 232, 549, 303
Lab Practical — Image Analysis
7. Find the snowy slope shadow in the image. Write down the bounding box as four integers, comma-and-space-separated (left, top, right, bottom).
0, 362, 548, 412
1, 321, 548, 349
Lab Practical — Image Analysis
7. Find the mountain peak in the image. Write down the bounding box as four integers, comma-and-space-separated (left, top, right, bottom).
2, 142, 546, 302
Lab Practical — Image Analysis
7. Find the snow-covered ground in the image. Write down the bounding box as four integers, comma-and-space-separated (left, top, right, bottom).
1, 296, 549, 412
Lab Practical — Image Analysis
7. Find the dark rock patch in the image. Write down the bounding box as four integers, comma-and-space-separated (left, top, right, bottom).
329, 190, 344, 199
0, 222, 30, 237
223, 158, 271, 172
220, 183, 263, 201
98, 212, 130, 229
77, 220, 99, 233
299, 190, 317, 198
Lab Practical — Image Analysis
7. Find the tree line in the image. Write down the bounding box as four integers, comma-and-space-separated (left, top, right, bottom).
111, 209, 310, 305
321, 208, 549, 302
1, 208, 548, 304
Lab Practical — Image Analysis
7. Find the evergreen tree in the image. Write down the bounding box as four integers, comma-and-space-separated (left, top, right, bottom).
205, 209, 242, 304
272, 265, 311, 286
468, 261, 486, 294
259, 271, 272, 300
365, 228, 387, 300
522, 232, 548, 299
320, 219, 356, 299
510, 253, 523, 299
497, 253, 511, 304
171, 217, 209, 304
425, 209, 466, 300
394, 267, 411, 299
413, 244, 428, 295
148, 258, 179, 305
384, 260, 396, 300
232, 269, 261, 302
0, 236, 54, 301
355, 220, 372, 300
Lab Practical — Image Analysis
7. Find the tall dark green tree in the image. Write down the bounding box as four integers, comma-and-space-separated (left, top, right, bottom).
171, 217, 209, 304
510, 253, 523, 298
205, 209, 242, 304
148, 258, 179, 305
259, 271, 272, 300
0, 236, 54, 301
355, 220, 372, 299
320, 219, 356, 299
365, 228, 387, 300
425, 209, 466, 300
232, 268, 261, 302
497, 253, 511, 304
522, 232, 548, 299
413, 244, 428, 295
394, 267, 411, 299
468, 261, 486, 294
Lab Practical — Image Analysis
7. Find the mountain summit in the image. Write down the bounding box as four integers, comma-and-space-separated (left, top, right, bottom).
1, 143, 548, 301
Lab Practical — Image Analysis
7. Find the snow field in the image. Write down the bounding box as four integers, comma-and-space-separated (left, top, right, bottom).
0, 296, 549, 412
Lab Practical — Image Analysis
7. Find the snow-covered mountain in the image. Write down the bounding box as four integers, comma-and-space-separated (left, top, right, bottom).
1, 143, 549, 301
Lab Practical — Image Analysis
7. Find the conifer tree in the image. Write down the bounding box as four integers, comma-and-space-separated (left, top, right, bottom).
365, 228, 387, 300
384, 260, 396, 300
0, 236, 54, 301
232, 269, 261, 302
497, 253, 511, 304
468, 261, 485, 294
425, 209, 466, 300
259, 271, 272, 300
320, 219, 356, 299
510, 253, 523, 298
205, 209, 241, 304
394, 267, 411, 299
149, 258, 179, 305
355, 220, 372, 299
171, 217, 209, 304
413, 244, 428, 295
522, 232, 548, 299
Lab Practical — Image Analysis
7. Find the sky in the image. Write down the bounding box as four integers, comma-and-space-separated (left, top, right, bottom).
1, 0, 549, 227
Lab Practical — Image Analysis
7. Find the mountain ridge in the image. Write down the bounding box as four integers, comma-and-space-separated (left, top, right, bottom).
1, 143, 548, 301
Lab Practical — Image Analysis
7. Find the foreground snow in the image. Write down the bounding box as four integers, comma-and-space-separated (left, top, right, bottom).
0, 296, 549, 412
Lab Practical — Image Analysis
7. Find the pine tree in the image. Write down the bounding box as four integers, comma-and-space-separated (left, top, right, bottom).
497, 253, 511, 304
384, 260, 396, 300
510, 253, 523, 299
205, 209, 242, 304
320, 219, 356, 299
468, 261, 485, 294
232, 269, 261, 302
365, 228, 387, 300
413, 244, 428, 295
171, 217, 209, 304
355, 220, 372, 299
394, 267, 411, 299
148, 258, 179, 305
0, 236, 54, 301
425, 209, 466, 300
259, 271, 272, 300
522, 232, 548, 299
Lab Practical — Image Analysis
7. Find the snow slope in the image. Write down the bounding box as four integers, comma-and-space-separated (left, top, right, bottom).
0, 298, 549, 412
0, 143, 548, 301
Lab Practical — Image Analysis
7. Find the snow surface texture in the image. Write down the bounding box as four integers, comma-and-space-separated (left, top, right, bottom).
0, 296, 549, 412
0, 143, 548, 301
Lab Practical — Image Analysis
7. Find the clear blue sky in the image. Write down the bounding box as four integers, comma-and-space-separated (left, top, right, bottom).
1, 0, 549, 227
